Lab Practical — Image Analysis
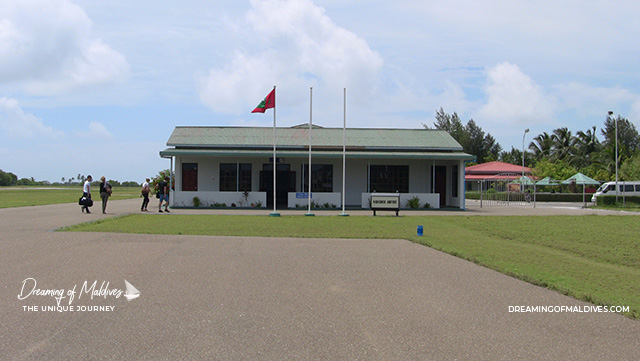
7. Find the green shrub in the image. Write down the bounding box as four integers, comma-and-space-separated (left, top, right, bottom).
192, 197, 201, 207
533, 193, 587, 202
406, 196, 421, 209
597, 195, 640, 206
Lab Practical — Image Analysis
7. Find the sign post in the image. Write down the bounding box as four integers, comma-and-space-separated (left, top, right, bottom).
370, 194, 400, 216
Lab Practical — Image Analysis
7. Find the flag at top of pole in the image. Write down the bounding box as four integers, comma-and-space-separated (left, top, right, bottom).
251, 89, 275, 113
252, 86, 279, 216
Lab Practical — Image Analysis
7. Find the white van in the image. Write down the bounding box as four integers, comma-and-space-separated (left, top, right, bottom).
591, 181, 640, 202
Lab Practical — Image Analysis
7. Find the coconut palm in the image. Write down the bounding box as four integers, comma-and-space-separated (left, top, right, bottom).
572, 126, 600, 167
528, 132, 553, 160
551, 127, 574, 161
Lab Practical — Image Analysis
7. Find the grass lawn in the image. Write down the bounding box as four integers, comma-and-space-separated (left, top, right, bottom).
63, 214, 640, 319
0, 186, 141, 208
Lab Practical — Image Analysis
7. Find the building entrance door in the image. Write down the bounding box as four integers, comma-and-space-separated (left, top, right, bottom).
432, 166, 447, 207
260, 164, 295, 208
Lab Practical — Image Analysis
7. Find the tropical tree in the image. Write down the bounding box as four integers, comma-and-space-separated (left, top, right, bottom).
529, 132, 553, 161
499, 147, 534, 168
151, 169, 175, 194
426, 108, 502, 163
551, 127, 574, 161
571, 126, 601, 168
620, 154, 640, 181
0, 169, 18, 186
601, 115, 639, 165
531, 159, 577, 181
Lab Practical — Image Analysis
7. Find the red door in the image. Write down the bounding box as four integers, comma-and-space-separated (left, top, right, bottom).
433, 166, 446, 207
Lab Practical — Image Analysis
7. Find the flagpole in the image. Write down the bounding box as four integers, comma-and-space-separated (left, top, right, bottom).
306, 87, 314, 216
270, 85, 280, 217
340, 87, 349, 216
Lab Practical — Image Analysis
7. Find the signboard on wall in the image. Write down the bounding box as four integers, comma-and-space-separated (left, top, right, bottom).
370, 194, 400, 216
370, 195, 399, 209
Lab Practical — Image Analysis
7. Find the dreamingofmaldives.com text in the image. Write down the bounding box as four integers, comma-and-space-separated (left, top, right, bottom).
509, 305, 629, 313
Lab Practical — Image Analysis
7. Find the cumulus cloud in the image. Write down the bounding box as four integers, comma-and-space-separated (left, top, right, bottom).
198, 0, 383, 114
0, 0, 128, 94
0, 97, 63, 138
75, 121, 113, 139
475, 62, 555, 126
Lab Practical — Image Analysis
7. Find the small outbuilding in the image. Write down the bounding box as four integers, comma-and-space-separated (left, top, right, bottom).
465, 161, 533, 191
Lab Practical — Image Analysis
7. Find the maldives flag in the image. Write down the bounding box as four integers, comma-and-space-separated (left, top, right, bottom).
251, 89, 275, 113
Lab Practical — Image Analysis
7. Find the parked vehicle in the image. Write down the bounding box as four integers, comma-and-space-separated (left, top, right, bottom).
591, 181, 640, 202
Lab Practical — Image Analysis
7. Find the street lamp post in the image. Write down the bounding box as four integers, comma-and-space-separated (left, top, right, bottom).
522, 128, 529, 192
608, 111, 619, 203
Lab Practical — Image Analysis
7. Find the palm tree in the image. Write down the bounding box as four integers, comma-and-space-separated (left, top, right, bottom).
572, 126, 600, 167
529, 132, 553, 160
551, 127, 574, 161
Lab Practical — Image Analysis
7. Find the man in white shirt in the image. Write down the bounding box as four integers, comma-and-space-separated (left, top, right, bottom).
141, 178, 150, 212
81, 175, 93, 213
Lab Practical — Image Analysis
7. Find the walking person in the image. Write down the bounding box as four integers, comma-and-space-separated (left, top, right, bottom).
158, 176, 170, 213
99, 176, 112, 214
141, 178, 150, 211
81, 175, 93, 214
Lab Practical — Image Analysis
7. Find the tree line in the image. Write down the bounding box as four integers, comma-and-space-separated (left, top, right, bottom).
0, 170, 141, 187
425, 108, 640, 181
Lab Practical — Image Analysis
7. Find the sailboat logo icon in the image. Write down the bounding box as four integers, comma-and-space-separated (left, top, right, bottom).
124, 280, 140, 301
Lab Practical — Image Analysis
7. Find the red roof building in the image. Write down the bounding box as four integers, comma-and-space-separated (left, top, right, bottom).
465, 161, 533, 192
465, 161, 532, 181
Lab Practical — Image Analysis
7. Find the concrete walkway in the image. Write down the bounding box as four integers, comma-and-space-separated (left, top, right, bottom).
1, 199, 638, 360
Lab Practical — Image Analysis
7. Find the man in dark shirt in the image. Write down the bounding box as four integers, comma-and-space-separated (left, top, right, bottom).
158, 177, 170, 213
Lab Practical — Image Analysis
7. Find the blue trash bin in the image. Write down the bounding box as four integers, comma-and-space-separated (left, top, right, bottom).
417, 225, 423, 236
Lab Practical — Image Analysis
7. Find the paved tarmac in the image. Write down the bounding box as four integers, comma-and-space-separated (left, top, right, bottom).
1, 199, 639, 360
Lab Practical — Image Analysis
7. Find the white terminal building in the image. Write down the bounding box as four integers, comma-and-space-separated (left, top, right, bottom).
160, 124, 473, 210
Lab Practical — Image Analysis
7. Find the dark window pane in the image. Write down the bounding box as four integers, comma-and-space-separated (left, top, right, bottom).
369, 165, 408, 193
302, 164, 333, 192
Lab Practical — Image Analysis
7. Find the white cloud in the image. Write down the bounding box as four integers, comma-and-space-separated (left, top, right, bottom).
75, 121, 113, 139
553, 83, 640, 120
0, 0, 128, 94
0, 97, 63, 138
198, 0, 383, 114
475, 62, 555, 126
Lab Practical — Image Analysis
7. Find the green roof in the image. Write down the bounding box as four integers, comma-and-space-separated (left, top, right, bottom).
561, 172, 600, 185
160, 148, 474, 160
166, 125, 464, 151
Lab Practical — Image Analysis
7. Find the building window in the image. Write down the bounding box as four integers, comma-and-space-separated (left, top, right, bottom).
220, 163, 252, 191
301, 164, 333, 192
182, 163, 198, 191
369, 165, 409, 193
452, 165, 458, 197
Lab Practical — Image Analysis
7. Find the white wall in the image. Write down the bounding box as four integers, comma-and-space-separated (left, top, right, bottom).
173, 155, 463, 208
173, 191, 266, 208
287, 192, 342, 208
361, 193, 440, 209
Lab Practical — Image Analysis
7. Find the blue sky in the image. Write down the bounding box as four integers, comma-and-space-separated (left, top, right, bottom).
1, 0, 639, 182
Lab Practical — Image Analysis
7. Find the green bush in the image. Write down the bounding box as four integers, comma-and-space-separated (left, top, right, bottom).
406, 196, 421, 209
467, 191, 590, 202
597, 195, 640, 206
533, 193, 587, 202
192, 197, 201, 207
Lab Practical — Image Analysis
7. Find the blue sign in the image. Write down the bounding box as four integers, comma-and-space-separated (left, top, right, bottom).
296, 192, 312, 199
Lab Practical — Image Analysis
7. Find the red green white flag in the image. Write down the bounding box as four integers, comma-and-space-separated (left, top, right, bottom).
251, 89, 275, 113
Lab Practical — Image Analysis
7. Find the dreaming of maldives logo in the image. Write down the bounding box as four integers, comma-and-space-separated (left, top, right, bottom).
18, 278, 140, 312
